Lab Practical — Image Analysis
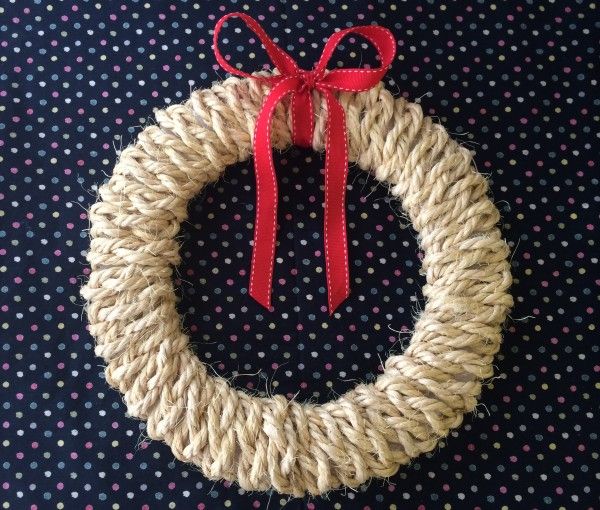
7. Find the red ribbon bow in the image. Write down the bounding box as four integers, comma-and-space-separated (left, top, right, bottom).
213, 13, 396, 314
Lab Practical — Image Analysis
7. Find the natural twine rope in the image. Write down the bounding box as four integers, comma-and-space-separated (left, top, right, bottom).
81, 74, 513, 497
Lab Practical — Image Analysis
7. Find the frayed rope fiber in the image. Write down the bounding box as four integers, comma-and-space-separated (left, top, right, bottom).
81, 74, 513, 497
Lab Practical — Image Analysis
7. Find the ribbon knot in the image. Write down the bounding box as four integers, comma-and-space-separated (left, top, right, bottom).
298, 69, 319, 92
213, 13, 396, 314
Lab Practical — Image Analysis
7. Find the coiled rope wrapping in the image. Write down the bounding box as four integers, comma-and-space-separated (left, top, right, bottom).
81, 75, 513, 497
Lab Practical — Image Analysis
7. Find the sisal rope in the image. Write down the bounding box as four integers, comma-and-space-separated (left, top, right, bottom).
81, 74, 513, 497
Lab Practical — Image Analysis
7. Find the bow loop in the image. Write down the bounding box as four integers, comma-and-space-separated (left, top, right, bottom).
212, 13, 396, 314
213, 12, 299, 80
315, 25, 397, 91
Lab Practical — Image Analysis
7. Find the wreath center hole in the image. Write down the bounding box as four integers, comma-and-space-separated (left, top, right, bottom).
176, 147, 423, 403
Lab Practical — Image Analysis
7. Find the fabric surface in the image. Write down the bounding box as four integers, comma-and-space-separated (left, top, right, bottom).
1, 1, 598, 509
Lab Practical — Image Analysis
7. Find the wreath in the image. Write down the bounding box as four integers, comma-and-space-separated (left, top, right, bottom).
82, 13, 513, 497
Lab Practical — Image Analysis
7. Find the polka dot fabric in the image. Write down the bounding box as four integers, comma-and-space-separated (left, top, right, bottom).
1, 1, 597, 509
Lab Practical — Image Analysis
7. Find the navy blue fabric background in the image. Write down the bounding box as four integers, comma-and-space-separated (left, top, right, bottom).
1, 1, 598, 509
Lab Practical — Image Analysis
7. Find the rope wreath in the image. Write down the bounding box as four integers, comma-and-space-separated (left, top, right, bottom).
81, 74, 513, 496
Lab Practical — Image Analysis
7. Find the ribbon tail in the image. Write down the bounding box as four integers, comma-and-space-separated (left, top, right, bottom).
249, 78, 298, 310
322, 90, 351, 315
